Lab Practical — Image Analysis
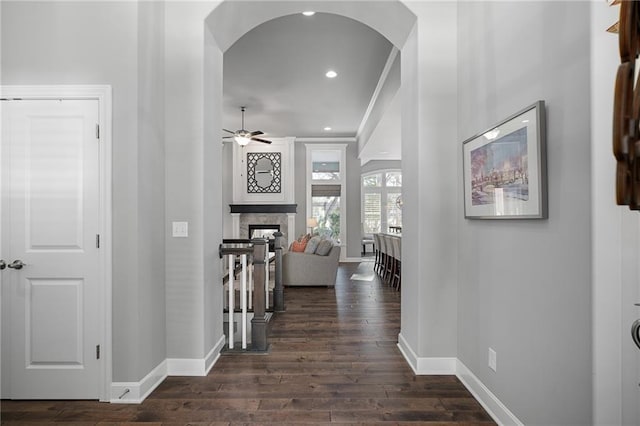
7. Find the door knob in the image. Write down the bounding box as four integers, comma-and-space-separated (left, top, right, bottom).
0, 260, 5, 270
632, 319, 640, 351
7, 260, 25, 270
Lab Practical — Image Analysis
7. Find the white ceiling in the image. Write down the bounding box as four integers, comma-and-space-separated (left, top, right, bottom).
223, 12, 396, 145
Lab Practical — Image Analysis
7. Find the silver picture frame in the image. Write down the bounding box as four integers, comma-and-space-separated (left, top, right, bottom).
462, 101, 547, 219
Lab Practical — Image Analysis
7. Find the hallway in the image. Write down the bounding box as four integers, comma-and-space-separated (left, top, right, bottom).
1, 263, 493, 424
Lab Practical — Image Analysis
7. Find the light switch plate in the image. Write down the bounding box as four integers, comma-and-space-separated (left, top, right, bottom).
488, 348, 497, 372
172, 221, 188, 238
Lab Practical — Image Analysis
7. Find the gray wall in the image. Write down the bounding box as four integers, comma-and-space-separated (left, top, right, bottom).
457, 2, 592, 424
137, 0, 168, 380
203, 23, 225, 354
294, 143, 307, 239
399, 1, 458, 360
1, 1, 167, 382
165, 1, 223, 361
294, 141, 362, 258
345, 142, 362, 258
221, 143, 234, 238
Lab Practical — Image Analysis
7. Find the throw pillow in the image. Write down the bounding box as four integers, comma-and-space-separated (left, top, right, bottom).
315, 239, 333, 256
304, 236, 322, 254
290, 240, 307, 252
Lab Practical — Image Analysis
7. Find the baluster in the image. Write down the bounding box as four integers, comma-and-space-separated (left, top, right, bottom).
273, 232, 284, 312
241, 254, 247, 349
251, 239, 268, 351
265, 240, 270, 310
227, 254, 235, 349
248, 256, 253, 310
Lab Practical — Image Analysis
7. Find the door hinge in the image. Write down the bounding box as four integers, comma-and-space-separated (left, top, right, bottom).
95, 124, 100, 140
96, 345, 101, 360
96, 234, 100, 248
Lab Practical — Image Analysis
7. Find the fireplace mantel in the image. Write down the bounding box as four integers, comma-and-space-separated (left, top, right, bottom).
230, 204, 297, 214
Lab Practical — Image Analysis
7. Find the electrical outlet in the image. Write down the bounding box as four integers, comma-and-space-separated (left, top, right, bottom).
172, 221, 188, 238
488, 348, 497, 372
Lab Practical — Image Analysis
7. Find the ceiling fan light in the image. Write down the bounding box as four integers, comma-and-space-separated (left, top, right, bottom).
235, 136, 251, 146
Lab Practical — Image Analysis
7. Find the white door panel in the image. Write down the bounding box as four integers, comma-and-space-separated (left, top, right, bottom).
27, 116, 85, 251
27, 279, 84, 365
2, 99, 101, 399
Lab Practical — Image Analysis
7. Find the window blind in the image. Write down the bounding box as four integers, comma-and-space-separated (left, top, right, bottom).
311, 184, 341, 197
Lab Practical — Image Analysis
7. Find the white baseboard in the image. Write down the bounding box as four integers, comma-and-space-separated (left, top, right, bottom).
205, 334, 226, 375
397, 333, 419, 373
397, 334, 523, 426
456, 360, 523, 426
397, 333, 456, 374
110, 359, 167, 404
168, 334, 226, 376
110, 334, 226, 404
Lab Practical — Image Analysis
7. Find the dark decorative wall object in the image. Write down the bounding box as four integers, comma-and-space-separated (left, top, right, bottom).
613, 1, 640, 210
247, 152, 281, 194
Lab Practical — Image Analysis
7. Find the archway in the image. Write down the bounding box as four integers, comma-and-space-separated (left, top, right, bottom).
203, 0, 418, 355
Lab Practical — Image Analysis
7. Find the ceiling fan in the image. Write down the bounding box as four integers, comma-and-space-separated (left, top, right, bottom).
223, 106, 272, 145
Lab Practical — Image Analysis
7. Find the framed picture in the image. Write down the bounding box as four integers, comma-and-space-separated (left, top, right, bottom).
462, 101, 547, 219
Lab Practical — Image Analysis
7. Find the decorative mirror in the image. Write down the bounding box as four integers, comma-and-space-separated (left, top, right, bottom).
247, 152, 281, 193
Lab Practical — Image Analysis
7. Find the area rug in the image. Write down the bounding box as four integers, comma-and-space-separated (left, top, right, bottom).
350, 262, 376, 281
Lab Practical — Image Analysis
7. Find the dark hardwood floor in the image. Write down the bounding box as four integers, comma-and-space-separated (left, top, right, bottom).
1, 262, 494, 425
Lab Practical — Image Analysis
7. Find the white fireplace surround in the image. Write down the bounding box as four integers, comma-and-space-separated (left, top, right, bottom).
231, 212, 295, 249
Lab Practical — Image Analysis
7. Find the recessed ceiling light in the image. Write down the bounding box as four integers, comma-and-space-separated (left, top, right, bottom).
325, 70, 337, 78
302, 11, 315, 16
522, 119, 530, 123
324, 127, 332, 131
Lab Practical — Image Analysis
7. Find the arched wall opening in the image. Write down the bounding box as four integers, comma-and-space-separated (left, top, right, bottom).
162, 0, 457, 372
202, 0, 420, 358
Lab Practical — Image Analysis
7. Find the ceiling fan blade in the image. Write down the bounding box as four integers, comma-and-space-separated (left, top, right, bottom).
222, 128, 236, 134
252, 137, 272, 144
222, 136, 233, 139
250, 130, 264, 137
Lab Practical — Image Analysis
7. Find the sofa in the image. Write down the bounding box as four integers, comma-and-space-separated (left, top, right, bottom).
282, 245, 341, 287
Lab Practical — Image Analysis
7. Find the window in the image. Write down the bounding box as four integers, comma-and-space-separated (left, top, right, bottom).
363, 174, 381, 188
363, 192, 381, 234
311, 150, 341, 181
362, 170, 402, 234
311, 184, 341, 239
307, 145, 347, 243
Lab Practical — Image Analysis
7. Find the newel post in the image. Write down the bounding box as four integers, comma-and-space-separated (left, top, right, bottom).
273, 232, 285, 312
251, 239, 269, 351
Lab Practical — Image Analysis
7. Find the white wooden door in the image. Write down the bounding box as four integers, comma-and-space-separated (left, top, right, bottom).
1, 99, 102, 399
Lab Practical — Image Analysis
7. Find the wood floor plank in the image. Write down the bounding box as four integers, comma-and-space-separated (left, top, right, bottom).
1, 262, 495, 424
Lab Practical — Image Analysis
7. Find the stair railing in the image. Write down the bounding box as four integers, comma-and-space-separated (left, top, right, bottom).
220, 236, 283, 352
